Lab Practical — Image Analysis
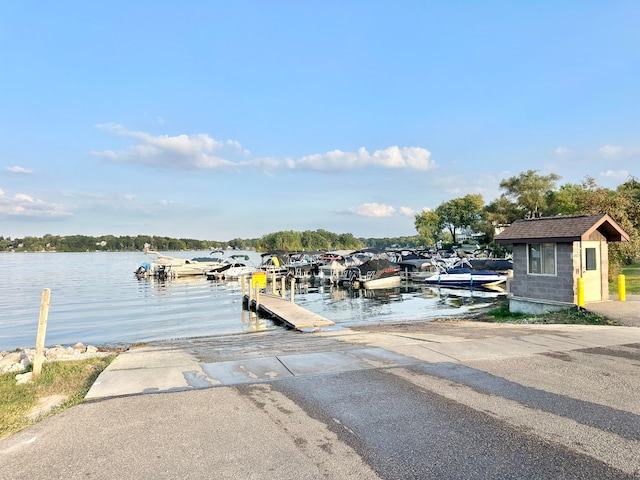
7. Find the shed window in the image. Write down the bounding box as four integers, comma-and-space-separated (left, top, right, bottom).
528, 243, 556, 275
585, 247, 597, 271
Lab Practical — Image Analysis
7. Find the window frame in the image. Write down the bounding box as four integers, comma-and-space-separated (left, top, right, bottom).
585, 247, 597, 271
527, 242, 557, 276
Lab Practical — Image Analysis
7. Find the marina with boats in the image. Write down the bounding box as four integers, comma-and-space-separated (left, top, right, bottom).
134, 246, 512, 293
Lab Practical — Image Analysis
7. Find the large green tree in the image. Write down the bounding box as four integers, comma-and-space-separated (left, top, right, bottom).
484, 196, 524, 228
499, 169, 560, 218
414, 209, 442, 246
436, 194, 484, 244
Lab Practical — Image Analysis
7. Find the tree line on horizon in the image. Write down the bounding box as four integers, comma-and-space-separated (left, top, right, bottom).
0, 230, 405, 254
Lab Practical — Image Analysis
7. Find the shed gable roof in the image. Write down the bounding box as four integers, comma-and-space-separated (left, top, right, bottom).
494, 214, 629, 244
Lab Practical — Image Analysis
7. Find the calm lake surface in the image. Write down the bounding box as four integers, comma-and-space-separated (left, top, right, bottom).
0, 251, 504, 352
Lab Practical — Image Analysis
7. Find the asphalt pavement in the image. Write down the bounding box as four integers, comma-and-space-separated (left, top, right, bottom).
1, 301, 640, 479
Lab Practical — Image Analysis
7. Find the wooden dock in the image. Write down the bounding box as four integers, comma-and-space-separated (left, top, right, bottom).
244, 293, 335, 330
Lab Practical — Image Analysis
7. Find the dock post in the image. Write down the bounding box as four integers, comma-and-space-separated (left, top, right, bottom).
33, 288, 51, 378
272, 272, 277, 294
290, 278, 295, 303
281, 276, 285, 297
255, 283, 261, 311
248, 276, 254, 307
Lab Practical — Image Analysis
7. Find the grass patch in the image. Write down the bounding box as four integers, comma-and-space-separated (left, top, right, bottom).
479, 303, 617, 326
609, 262, 640, 295
0, 355, 115, 440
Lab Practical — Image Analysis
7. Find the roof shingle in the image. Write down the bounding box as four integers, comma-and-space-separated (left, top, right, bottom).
494, 214, 629, 244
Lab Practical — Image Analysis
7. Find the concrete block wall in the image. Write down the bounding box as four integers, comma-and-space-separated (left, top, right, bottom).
510, 243, 576, 303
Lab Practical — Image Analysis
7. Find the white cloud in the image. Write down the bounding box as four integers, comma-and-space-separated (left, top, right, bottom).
555, 147, 570, 155
93, 124, 438, 175
598, 145, 623, 158
600, 169, 629, 179
6, 166, 33, 174
398, 206, 415, 217
0, 190, 69, 217
290, 146, 436, 172
243, 156, 282, 170
91, 124, 244, 169
346, 203, 396, 217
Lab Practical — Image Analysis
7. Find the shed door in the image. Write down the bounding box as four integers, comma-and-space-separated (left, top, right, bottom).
581, 241, 602, 302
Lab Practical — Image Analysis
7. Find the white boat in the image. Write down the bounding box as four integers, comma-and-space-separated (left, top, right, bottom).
206, 255, 257, 281
397, 258, 443, 281
338, 257, 402, 289
285, 251, 326, 283
256, 252, 290, 279
422, 259, 507, 287
315, 250, 359, 284
137, 250, 228, 278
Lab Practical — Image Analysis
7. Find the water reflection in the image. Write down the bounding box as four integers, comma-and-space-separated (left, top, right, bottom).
240, 309, 270, 333
1, 252, 507, 351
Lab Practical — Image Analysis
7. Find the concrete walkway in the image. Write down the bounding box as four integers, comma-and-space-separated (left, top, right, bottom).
583, 294, 640, 327
86, 320, 640, 400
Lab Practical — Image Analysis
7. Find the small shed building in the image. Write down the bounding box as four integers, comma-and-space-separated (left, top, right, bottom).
494, 214, 629, 314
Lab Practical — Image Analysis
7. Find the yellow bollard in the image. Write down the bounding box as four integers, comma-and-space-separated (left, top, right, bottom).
577, 277, 585, 307
618, 274, 626, 302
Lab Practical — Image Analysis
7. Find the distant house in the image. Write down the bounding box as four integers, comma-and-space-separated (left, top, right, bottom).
494, 214, 629, 314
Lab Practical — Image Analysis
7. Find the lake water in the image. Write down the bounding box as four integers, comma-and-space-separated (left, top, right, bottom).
0, 251, 504, 352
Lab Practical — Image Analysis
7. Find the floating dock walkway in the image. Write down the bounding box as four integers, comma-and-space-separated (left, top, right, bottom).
243, 293, 335, 330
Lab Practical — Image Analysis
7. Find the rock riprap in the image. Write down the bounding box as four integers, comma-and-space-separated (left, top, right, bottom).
0, 343, 112, 375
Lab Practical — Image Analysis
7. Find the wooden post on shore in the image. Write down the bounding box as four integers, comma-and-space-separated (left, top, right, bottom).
290, 278, 295, 303
33, 288, 51, 378
241, 276, 246, 298
281, 276, 285, 297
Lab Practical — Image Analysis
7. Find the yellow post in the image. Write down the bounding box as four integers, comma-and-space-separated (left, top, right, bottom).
618, 274, 626, 302
33, 288, 51, 378
577, 277, 585, 307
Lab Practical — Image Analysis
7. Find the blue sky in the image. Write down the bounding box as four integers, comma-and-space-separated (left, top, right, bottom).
1, 1, 638, 241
